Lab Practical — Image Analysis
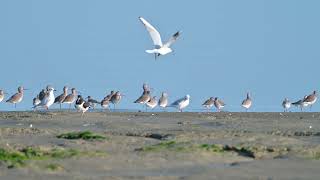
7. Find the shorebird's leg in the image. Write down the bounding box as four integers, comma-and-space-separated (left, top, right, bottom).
59, 103, 62, 110
154, 53, 157, 60
14, 103, 16, 109
81, 111, 84, 118
69, 104, 71, 111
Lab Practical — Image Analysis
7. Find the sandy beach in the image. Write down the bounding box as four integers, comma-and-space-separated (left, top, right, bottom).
0, 111, 319, 180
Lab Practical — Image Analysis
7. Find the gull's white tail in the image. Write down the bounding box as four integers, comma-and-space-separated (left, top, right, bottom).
146, 49, 158, 54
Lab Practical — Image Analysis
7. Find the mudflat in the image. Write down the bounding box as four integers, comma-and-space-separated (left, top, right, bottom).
0, 111, 319, 180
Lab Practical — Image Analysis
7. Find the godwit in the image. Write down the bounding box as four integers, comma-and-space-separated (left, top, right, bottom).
62, 88, 77, 110
241, 92, 252, 112
214, 97, 225, 112
54, 86, 68, 109
202, 97, 215, 112
158, 92, 168, 110
6, 86, 26, 108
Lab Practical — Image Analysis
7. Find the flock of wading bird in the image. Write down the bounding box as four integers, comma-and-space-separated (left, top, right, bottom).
0, 17, 318, 114
0, 84, 318, 116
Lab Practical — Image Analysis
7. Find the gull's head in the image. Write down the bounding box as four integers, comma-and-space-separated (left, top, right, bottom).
48, 87, 55, 92
185, 95, 190, 100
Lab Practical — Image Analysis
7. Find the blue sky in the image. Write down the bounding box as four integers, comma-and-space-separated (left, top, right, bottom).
0, 0, 319, 112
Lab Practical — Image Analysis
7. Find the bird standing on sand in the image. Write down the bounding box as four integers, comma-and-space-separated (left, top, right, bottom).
0, 90, 8, 103
202, 97, 215, 112
292, 96, 309, 112
110, 91, 122, 111
54, 86, 68, 109
100, 91, 115, 110
33, 95, 41, 107
170, 95, 190, 112
158, 92, 168, 110
241, 92, 252, 112
62, 88, 77, 110
87, 96, 100, 109
303, 91, 317, 110
139, 17, 180, 59
33, 87, 56, 110
6, 86, 26, 108
146, 96, 157, 110
214, 97, 225, 112
134, 90, 151, 111
282, 98, 291, 112
75, 95, 90, 117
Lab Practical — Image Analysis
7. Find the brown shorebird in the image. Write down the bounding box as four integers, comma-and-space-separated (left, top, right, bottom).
146, 96, 157, 110
241, 92, 252, 112
62, 88, 77, 110
202, 97, 215, 112
282, 98, 291, 112
0, 90, 8, 103
303, 90, 317, 110
86, 96, 100, 109
6, 86, 26, 108
134, 90, 151, 111
54, 86, 68, 109
292, 95, 309, 112
110, 91, 122, 110
214, 97, 225, 112
75, 95, 90, 117
100, 91, 115, 111
158, 92, 168, 110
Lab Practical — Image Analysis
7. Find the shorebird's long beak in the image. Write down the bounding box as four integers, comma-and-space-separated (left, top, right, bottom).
24, 88, 30, 91
54, 90, 57, 91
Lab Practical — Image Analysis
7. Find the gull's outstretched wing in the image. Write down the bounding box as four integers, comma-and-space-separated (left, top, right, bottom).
139, 17, 163, 47
164, 31, 180, 48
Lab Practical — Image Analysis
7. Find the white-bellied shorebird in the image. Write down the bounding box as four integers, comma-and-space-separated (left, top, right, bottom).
202, 97, 215, 112
134, 90, 151, 111
86, 96, 100, 109
169, 95, 190, 112
292, 95, 309, 112
241, 92, 252, 112
33, 95, 41, 107
0, 90, 8, 103
62, 88, 77, 110
6, 86, 26, 108
75, 95, 90, 117
146, 96, 157, 110
54, 86, 68, 109
282, 98, 291, 112
214, 97, 225, 112
139, 17, 180, 60
110, 91, 123, 110
33, 87, 56, 110
158, 92, 168, 110
303, 90, 317, 110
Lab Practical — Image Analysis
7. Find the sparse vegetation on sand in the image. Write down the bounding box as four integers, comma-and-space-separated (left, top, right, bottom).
57, 131, 106, 140
0, 147, 106, 168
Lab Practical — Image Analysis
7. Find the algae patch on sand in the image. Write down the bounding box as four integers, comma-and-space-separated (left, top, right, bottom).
57, 131, 106, 140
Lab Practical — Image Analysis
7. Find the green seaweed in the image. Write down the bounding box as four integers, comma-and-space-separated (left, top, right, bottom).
0, 147, 104, 168
57, 131, 106, 140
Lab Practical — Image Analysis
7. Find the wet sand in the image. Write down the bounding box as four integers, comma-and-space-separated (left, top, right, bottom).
0, 111, 320, 180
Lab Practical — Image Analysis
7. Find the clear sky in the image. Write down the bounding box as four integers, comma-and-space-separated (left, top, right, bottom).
0, 0, 319, 112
